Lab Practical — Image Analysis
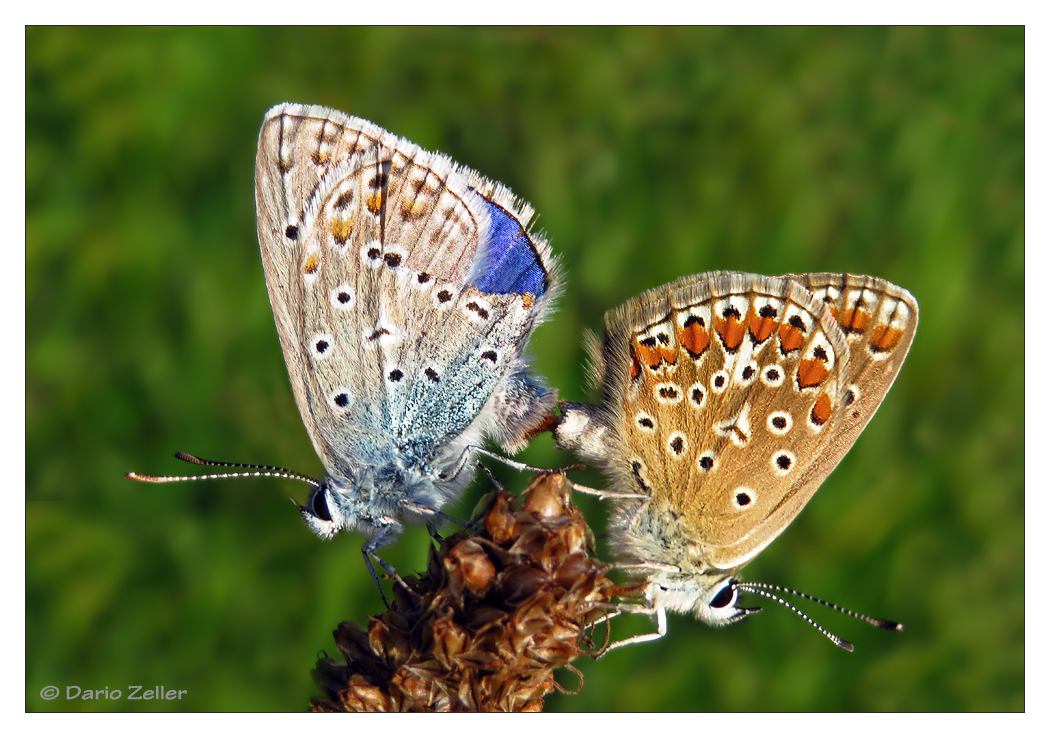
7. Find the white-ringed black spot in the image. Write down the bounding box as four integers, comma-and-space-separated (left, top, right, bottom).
361, 241, 383, 268
481, 350, 498, 363
417, 272, 432, 284
772, 450, 796, 476
636, 414, 655, 431
655, 383, 682, 403
689, 383, 706, 409
425, 367, 440, 382
285, 224, 299, 239
698, 451, 717, 471
668, 433, 687, 456
711, 371, 729, 393
767, 411, 792, 435
310, 333, 334, 360
762, 365, 784, 387
327, 387, 353, 413
465, 300, 491, 320
733, 488, 754, 508
388, 368, 404, 382
759, 304, 777, 319
739, 361, 758, 385
330, 284, 355, 310
383, 252, 402, 268
435, 288, 455, 306
788, 315, 806, 331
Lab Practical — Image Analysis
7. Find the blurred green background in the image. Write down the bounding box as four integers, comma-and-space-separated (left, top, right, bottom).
27, 27, 1023, 712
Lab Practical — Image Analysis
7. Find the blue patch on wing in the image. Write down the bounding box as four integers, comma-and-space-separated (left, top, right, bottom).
469, 199, 548, 297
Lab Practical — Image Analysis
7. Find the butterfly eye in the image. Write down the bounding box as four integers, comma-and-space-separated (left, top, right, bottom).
310, 491, 332, 522
710, 584, 736, 609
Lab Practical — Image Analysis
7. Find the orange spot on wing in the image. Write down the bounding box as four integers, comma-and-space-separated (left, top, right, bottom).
659, 343, 678, 366
630, 356, 641, 381
366, 192, 384, 213
679, 319, 710, 358
330, 217, 354, 244
779, 325, 805, 353
810, 393, 832, 426
839, 308, 870, 334
714, 315, 745, 352
521, 293, 534, 309
870, 324, 904, 351
303, 253, 320, 274
747, 307, 776, 342
634, 340, 662, 370
797, 358, 830, 388
400, 199, 428, 220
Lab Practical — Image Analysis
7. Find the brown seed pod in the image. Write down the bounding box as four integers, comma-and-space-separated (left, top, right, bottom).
309, 471, 624, 712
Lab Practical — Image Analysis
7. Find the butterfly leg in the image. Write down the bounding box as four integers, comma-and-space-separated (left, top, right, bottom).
425, 519, 445, 545
461, 446, 649, 504
360, 547, 393, 609
439, 445, 552, 480
361, 526, 407, 609
567, 481, 649, 503
599, 604, 669, 655
400, 501, 471, 529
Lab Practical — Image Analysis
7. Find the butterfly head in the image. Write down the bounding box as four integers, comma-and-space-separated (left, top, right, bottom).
647, 567, 761, 627
296, 474, 401, 541
296, 464, 442, 541
297, 482, 348, 539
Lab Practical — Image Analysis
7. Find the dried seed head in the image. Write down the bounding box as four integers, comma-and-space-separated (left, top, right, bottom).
310, 471, 622, 712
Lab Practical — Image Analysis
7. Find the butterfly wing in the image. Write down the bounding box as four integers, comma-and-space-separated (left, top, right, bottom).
785, 273, 919, 486
596, 272, 854, 571
255, 104, 557, 487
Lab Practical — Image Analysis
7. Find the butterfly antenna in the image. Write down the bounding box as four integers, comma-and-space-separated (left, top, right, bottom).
126, 452, 321, 489
735, 582, 855, 652
740, 582, 904, 632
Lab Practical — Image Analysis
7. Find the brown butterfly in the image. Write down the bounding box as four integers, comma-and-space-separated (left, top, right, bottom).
554, 271, 917, 650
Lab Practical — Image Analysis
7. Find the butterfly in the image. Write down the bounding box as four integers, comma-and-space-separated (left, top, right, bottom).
129, 103, 559, 585
553, 271, 917, 649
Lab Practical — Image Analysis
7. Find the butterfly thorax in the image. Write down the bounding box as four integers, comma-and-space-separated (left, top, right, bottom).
609, 498, 751, 625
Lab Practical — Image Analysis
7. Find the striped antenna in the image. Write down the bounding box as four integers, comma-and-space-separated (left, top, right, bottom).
736, 581, 903, 652
126, 452, 321, 489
